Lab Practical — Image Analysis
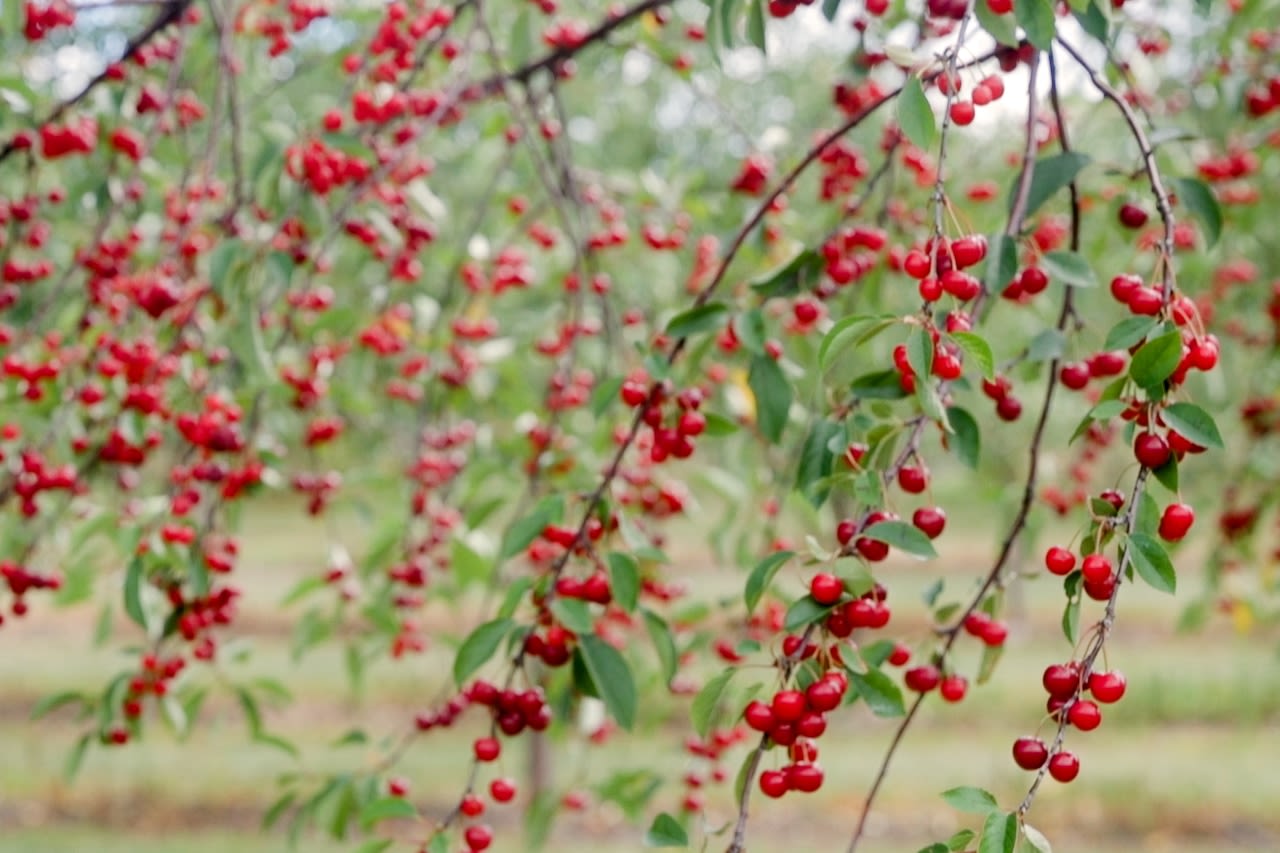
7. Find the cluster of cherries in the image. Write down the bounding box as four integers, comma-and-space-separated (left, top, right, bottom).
743, 664, 847, 798
0, 560, 62, 624
1012, 663, 1128, 783
618, 378, 707, 463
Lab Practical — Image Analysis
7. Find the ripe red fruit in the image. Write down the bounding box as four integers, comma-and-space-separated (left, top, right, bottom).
1109, 273, 1142, 303
460, 794, 485, 817
1159, 503, 1195, 541
898, 465, 928, 494
996, 395, 1023, 421
1044, 546, 1076, 576
939, 675, 968, 703
1081, 554, 1113, 585
759, 769, 788, 798
387, 776, 410, 797
980, 619, 1009, 647
1134, 431, 1172, 468
1059, 362, 1091, 390
1048, 750, 1081, 783
1068, 699, 1102, 731
771, 690, 806, 723
805, 679, 842, 713
1042, 663, 1080, 699
809, 572, 844, 606
986, 0, 1012, 12
489, 778, 517, 803
912, 506, 946, 539
949, 100, 976, 125
1129, 287, 1164, 316
787, 763, 824, 793
796, 712, 827, 738
1088, 670, 1127, 703
473, 736, 501, 762
904, 665, 941, 693
1019, 266, 1049, 294
1118, 203, 1149, 229
744, 700, 775, 732
888, 642, 911, 666
464, 824, 494, 851
1084, 573, 1117, 601
1012, 736, 1049, 770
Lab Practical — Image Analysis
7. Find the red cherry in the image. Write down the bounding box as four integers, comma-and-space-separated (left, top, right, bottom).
809, 572, 844, 606
759, 770, 788, 798
986, 0, 1012, 12
904, 665, 941, 693
1019, 266, 1049, 294
996, 395, 1023, 421
1159, 503, 1195, 541
1134, 432, 1172, 468
489, 778, 517, 803
1068, 699, 1102, 731
1042, 663, 1080, 699
805, 677, 843, 713
464, 824, 494, 851
1059, 362, 1091, 390
787, 763, 824, 793
836, 518, 857, 545
1012, 736, 1049, 770
1081, 554, 1113, 585
1118, 203, 1149, 228
771, 690, 806, 723
1045, 546, 1076, 576
460, 794, 485, 817
912, 506, 947, 539
796, 712, 827, 739
1048, 750, 1080, 782
1088, 670, 1127, 703
387, 777, 410, 797
939, 675, 968, 703
473, 737, 501, 762
898, 465, 928, 494
887, 642, 911, 666
963, 611, 991, 637
1083, 573, 1117, 601
1109, 273, 1142, 303
949, 100, 976, 125
744, 700, 775, 732
1129, 287, 1164, 316
980, 619, 1008, 647
856, 537, 890, 562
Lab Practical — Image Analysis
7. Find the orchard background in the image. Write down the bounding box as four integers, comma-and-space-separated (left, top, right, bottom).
2, 0, 1280, 851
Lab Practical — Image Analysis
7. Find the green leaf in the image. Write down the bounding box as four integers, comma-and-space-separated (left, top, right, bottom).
1128, 532, 1177, 594
63, 733, 91, 781
941, 786, 1000, 815
354, 841, 395, 853
749, 249, 823, 299
665, 303, 730, 339
949, 829, 978, 851
691, 668, 736, 739
607, 552, 641, 613
1026, 328, 1067, 363
550, 598, 594, 635
977, 641, 1004, 685
592, 376, 624, 417
851, 369, 910, 400
918, 846, 949, 853
1104, 316, 1159, 352
950, 332, 995, 379
784, 596, 836, 632
1073, 2, 1109, 41
975, 0, 1019, 45
578, 634, 638, 730
744, 550, 794, 615
1015, 0, 1056, 50
123, 556, 146, 630
747, 0, 766, 51
947, 406, 981, 468
1013, 152, 1091, 219
643, 609, 679, 686
500, 494, 564, 559
1171, 177, 1222, 248
981, 811, 1019, 853
907, 325, 934, 381
31, 691, 85, 721
1040, 250, 1098, 288
1021, 824, 1053, 853
748, 354, 792, 443
898, 76, 937, 151
452, 618, 513, 686
1062, 595, 1081, 644
701, 411, 740, 436
645, 812, 689, 847
983, 232, 1019, 295
497, 576, 532, 619
862, 520, 938, 559
1151, 456, 1179, 492
822, 0, 842, 21
359, 796, 416, 829
263, 791, 298, 829
1161, 402, 1224, 449
795, 420, 840, 506
1128, 330, 1182, 391
848, 667, 906, 717
820, 314, 896, 371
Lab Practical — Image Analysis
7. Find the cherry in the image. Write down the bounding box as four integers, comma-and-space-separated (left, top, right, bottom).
1110, 273, 1142, 303
980, 619, 1009, 647
1048, 750, 1080, 783
1083, 573, 1117, 601
1134, 432, 1172, 468
1081, 555, 1113, 585
1088, 670, 1127, 703
904, 665, 941, 693
996, 395, 1023, 421
473, 736, 501, 762
759, 769, 788, 798
1042, 663, 1080, 699
939, 675, 968, 703
949, 100, 976, 125
912, 506, 946, 539
464, 824, 494, 851
787, 763, 824, 793
1068, 699, 1102, 731
387, 776, 410, 797
771, 690, 806, 723
489, 778, 517, 803
805, 677, 843, 712
809, 572, 844, 606
1159, 503, 1195, 541
986, 0, 1013, 12
1118, 203, 1149, 229
1129, 287, 1164, 316
460, 794, 485, 817
1044, 546, 1076, 576
887, 642, 911, 666
1059, 362, 1091, 390
744, 700, 775, 732
836, 518, 857, 545
1012, 736, 1049, 770
898, 465, 928, 494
